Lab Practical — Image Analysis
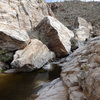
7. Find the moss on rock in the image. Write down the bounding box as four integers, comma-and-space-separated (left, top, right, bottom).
0, 49, 13, 63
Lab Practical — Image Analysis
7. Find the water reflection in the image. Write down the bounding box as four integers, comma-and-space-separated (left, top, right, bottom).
0, 64, 61, 100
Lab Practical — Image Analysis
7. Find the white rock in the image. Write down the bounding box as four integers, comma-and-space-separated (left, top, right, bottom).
11, 39, 55, 71
0, 0, 54, 38
0, 23, 30, 51
75, 17, 92, 41
36, 16, 74, 57
35, 78, 67, 100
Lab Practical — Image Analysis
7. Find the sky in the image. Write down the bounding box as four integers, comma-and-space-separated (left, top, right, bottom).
46, 0, 100, 2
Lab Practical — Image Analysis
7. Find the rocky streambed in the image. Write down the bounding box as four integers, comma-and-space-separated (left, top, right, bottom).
0, 64, 61, 100
0, 0, 100, 100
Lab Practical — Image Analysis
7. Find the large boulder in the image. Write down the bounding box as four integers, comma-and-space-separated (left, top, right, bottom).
11, 39, 55, 71
35, 78, 67, 100
74, 17, 93, 42
61, 36, 100, 100
0, 23, 30, 68
35, 16, 74, 57
0, 23, 30, 51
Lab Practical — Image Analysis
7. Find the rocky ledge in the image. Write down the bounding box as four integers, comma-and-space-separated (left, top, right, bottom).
36, 36, 100, 100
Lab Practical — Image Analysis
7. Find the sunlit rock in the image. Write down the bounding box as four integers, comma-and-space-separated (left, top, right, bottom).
11, 39, 55, 71
35, 16, 74, 57
61, 36, 100, 100
35, 78, 67, 100
74, 17, 92, 41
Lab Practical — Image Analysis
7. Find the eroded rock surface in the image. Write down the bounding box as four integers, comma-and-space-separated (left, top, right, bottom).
0, 0, 53, 37
0, 24, 30, 51
61, 36, 100, 100
35, 78, 67, 100
35, 16, 74, 57
0, 0, 54, 50
11, 39, 55, 71
74, 17, 92, 41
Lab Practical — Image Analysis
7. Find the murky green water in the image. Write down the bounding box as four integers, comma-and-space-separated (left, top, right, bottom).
0, 64, 61, 100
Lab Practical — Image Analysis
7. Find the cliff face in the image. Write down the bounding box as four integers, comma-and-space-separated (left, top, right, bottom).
49, 1, 100, 36
0, 0, 54, 36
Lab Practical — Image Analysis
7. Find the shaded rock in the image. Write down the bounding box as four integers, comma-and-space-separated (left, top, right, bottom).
0, 62, 9, 72
4, 69, 17, 74
35, 16, 74, 57
74, 17, 93, 46
0, 24, 30, 51
0, 62, 5, 69
61, 36, 100, 100
0, 50, 13, 64
11, 39, 55, 71
35, 78, 67, 100
70, 37, 78, 51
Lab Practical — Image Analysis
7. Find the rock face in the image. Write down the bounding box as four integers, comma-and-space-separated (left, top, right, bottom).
34, 36, 100, 100
35, 78, 67, 100
11, 39, 55, 71
74, 17, 92, 41
35, 16, 74, 57
0, 0, 53, 38
0, 0, 54, 69
0, 24, 30, 51
81, 68, 100, 100
0, 0, 54, 51
61, 36, 100, 100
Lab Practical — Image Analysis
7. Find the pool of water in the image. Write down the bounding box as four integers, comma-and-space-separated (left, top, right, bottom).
0, 64, 61, 100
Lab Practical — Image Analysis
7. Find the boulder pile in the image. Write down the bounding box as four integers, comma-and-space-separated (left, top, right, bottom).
0, 0, 100, 100
0, 0, 75, 71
